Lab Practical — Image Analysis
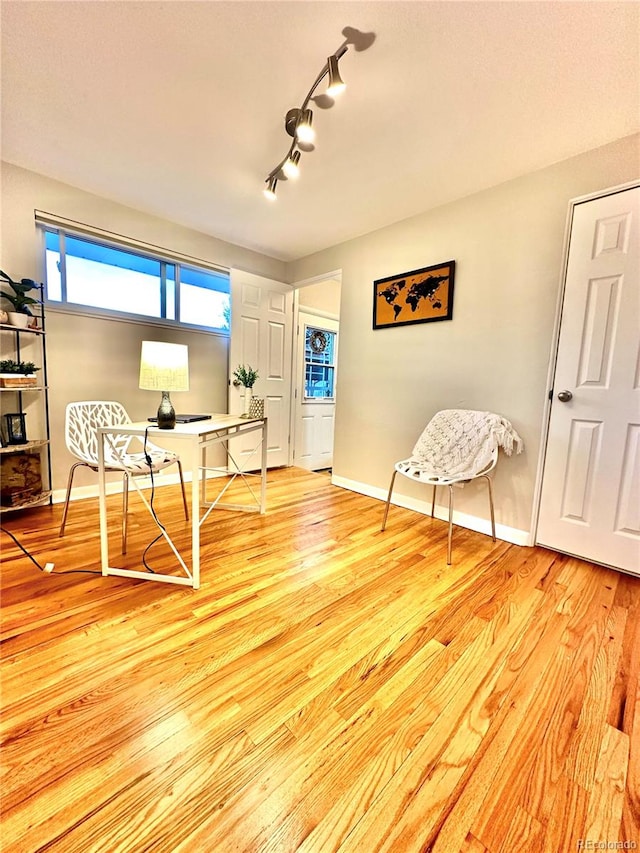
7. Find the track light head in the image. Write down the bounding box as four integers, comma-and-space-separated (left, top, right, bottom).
326, 54, 346, 96
263, 175, 278, 200
295, 109, 315, 144
282, 150, 301, 179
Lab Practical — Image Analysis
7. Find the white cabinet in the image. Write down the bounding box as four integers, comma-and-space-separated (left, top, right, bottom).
0, 287, 52, 512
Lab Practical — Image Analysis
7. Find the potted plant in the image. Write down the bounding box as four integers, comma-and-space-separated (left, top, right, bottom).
233, 364, 259, 417
0, 359, 41, 388
0, 270, 42, 328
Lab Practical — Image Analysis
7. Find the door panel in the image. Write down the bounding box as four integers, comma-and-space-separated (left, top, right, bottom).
576, 276, 618, 385
616, 424, 640, 534
561, 419, 601, 521
240, 315, 260, 365
267, 321, 286, 378
537, 186, 640, 574
229, 269, 293, 468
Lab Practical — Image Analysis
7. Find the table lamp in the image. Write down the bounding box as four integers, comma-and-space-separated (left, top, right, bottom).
139, 341, 189, 429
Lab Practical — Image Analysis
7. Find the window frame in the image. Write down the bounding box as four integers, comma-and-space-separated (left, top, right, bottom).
39, 223, 231, 336
303, 323, 337, 402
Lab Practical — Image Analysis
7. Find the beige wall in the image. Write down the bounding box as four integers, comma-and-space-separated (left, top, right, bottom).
289, 134, 640, 538
297, 278, 341, 316
0, 162, 285, 494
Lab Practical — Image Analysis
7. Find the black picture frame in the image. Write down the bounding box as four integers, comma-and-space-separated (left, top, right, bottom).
373, 260, 455, 329
5, 412, 27, 445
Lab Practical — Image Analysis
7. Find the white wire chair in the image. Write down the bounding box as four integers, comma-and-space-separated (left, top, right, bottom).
59, 401, 189, 553
381, 409, 522, 564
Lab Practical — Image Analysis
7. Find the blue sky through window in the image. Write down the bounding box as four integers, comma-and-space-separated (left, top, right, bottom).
43, 228, 230, 331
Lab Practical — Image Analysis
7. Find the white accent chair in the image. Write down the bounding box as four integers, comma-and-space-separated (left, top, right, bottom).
381, 409, 523, 565
59, 401, 189, 553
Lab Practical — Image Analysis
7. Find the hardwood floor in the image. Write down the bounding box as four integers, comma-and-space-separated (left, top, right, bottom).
1, 467, 638, 852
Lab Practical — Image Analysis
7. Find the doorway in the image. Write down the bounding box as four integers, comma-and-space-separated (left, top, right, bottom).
292, 274, 341, 471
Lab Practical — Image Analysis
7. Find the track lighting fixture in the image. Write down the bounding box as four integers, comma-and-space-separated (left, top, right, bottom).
263, 27, 376, 200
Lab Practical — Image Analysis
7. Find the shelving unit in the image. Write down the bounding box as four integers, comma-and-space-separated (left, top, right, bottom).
0, 285, 52, 512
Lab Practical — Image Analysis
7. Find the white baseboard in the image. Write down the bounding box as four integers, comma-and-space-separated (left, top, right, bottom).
331, 474, 530, 547
51, 469, 225, 505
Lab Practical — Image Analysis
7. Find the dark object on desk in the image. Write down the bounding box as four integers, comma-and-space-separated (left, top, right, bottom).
148, 414, 212, 424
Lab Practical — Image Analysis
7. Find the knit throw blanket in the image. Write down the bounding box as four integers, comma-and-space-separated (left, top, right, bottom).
409, 409, 524, 479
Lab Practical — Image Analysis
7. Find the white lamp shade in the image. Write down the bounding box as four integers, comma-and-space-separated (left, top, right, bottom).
139, 341, 189, 391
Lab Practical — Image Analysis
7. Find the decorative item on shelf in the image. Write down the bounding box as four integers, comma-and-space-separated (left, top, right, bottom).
0, 450, 42, 505
0, 270, 42, 326
232, 364, 259, 418
0, 360, 40, 388
139, 340, 189, 429
8, 312, 30, 329
249, 397, 265, 419
0, 309, 8, 324
263, 26, 375, 200
4, 412, 27, 444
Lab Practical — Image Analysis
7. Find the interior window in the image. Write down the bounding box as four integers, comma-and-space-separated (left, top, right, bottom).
42, 227, 230, 333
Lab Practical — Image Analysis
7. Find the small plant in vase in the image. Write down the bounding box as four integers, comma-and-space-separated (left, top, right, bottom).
233, 364, 259, 417
0, 270, 42, 329
0, 359, 41, 388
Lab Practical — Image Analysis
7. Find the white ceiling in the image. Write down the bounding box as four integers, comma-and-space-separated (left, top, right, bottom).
2, 1, 638, 262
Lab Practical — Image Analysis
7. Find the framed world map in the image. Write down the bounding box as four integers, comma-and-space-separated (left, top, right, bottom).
373, 260, 455, 329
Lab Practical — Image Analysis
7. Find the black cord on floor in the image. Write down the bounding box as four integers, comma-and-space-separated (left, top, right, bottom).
0, 526, 101, 575
141, 426, 165, 574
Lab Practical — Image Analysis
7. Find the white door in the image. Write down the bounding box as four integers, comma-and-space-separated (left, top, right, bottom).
537, 185, 640, 574
229, 269, 293, 468
293, 313, 339, 470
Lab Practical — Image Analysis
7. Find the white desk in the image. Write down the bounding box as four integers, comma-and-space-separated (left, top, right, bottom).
97, 414, 267, 589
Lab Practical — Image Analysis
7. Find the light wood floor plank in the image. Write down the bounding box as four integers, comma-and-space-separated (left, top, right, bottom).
459, 835, 489, 853
472, 561, 619, 851
564, 605, 627, 790
614, 575, 640, 841
497, 805, 543, 853
175, 637, 452, 852
428, 577, 572, 853
541, 773, 590, 853
584, 724, 630, 844
330, 593, 548, 852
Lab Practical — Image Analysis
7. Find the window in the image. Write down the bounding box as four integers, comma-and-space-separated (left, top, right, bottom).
42, 228, 230, 333
304, 325, 336, 399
